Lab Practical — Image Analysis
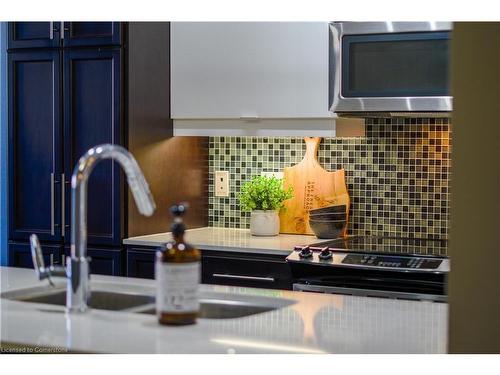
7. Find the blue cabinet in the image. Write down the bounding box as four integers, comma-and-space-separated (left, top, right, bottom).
7, 23, 177, 276
9, 241, 63, 269
65, 246, 122, 276
8, 50, 63, 242
8, 22, 121, 50
8, 48, 123, 247
8, 22, 61, 49
126, 247, 156, 279
7, 22, 124, 275
63, 48, 122, 246
62, 22, 121, 47
87, 247, 122, 276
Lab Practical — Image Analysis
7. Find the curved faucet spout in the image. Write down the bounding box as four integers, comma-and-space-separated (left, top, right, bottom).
68, 144, 156, 312
71, 144, 156, 257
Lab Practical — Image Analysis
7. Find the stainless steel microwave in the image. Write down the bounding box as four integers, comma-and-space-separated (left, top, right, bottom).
329, 22, 453, 117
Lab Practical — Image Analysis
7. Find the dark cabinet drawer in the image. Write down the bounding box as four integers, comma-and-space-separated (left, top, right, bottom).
9, 241, 63, 269
202, 252, 292, 290
64, 246, 122, 276
126, 248, 156, 279
10, 241, 122, 276
88, 248, 122, 276
124, 246, 293, 289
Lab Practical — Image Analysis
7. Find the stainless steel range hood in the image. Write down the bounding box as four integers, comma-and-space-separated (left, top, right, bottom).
337, 111, 452, 119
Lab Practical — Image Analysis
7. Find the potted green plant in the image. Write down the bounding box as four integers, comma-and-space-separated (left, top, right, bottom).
239, 175, 293, 236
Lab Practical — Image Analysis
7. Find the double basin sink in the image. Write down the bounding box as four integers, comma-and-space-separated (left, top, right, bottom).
1, 282, 294, 319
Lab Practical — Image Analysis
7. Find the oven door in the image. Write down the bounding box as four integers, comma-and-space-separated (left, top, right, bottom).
293, 281, 446, 302
289, 264, 447, 302
329, 22, 453, 115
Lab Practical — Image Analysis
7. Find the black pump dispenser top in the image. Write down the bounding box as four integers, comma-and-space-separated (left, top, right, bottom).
170, 203, 188, 238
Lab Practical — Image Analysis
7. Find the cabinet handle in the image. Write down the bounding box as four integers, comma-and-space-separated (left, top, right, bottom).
212, 273, 275, 282
50, 173, 55, 236
61, 173, 65, 237
60, 22, 69, 39
50, 253, 54, 267
49, 22, 54, 40
61, 255, 66, 267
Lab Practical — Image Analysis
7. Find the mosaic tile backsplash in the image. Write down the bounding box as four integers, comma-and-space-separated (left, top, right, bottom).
208, 118, 451, 240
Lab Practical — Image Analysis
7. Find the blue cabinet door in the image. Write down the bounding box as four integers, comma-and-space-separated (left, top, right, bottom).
8, 22, 61, 49
126, 248, 156, 279
63, 48, 123, 246
87, 247, 122, 276
8, 50, 63, 242
64, 246, 122, 276
62, 22, 121, 47
9, 241, 63, 269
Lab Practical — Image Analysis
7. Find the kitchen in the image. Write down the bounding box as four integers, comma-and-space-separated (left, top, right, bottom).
0, 1, 499, 370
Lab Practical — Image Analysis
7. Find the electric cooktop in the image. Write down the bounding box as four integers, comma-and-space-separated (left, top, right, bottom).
306, 236, 448, 257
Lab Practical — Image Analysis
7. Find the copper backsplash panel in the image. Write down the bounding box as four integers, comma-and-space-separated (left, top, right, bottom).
128, 136, 209, 238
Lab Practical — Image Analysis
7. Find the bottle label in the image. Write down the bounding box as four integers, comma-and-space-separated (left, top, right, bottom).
156, 262, 200, 313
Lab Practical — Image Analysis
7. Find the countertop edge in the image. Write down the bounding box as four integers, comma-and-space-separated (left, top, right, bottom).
122, 240, 292, 256
123, 227, 316, 256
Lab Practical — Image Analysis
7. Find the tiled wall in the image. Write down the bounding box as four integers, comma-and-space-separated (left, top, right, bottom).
208, 118, 451, 240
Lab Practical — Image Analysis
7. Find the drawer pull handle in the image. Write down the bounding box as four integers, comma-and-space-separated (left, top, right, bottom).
61, 173, 65, 237
212, 273, 275, 282
50, 173, 55, 236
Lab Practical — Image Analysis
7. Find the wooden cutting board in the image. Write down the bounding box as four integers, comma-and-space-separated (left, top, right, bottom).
279, 137, 350, 235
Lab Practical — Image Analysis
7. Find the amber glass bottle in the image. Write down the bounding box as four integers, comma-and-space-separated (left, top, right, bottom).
156, 203, 201, 325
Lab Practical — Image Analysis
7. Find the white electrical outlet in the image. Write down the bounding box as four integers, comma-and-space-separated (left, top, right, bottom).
215, 171, 230, 197
261, 171, 284, 180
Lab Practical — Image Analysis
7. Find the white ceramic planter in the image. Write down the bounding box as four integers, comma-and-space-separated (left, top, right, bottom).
250, 210, 280, 236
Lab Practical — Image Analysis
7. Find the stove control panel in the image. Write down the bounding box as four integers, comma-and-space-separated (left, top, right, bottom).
342, 254, 443, 270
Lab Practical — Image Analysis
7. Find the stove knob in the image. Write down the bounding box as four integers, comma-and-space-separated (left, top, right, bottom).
319, 248, 333, 260
299, 246, 313, 259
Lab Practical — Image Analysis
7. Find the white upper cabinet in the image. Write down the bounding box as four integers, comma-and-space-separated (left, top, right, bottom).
171, 22, 332, 119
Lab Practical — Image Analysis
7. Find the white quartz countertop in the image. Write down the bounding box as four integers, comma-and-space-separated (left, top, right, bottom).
123, 227, 321, 255
0, 267, 447, 354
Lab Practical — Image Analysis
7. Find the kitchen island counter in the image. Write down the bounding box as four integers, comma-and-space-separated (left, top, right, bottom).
0, 267, 447, 354
123, 227, 320, 255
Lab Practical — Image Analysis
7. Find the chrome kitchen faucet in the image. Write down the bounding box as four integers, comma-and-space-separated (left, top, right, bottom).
30, 144, 156, 313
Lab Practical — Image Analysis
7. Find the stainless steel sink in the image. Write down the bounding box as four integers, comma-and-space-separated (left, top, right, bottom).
1, 286, 154, 311
134, 299, 278, 319
1, 284, 294, 319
